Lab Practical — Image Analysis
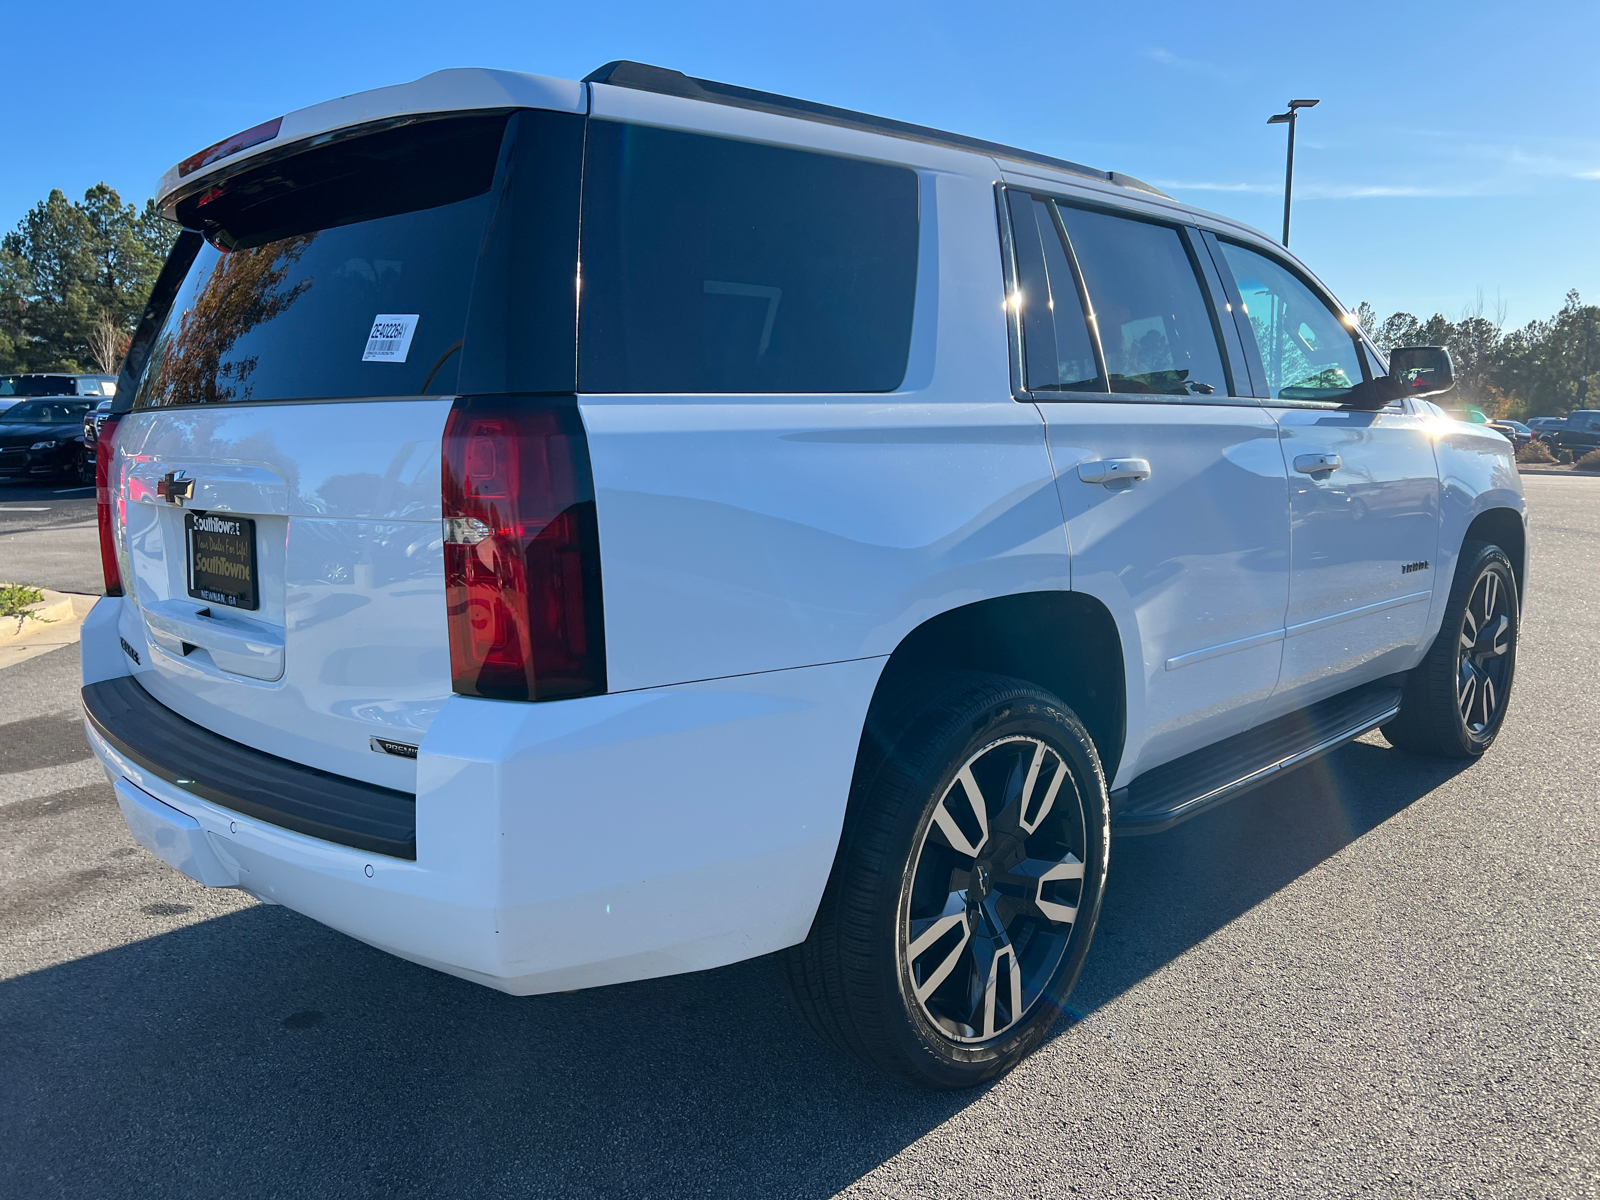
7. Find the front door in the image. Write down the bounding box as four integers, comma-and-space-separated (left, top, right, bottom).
1214, 240, 1440, 715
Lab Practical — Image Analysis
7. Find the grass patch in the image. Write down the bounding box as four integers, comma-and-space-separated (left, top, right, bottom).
0, 583, 51, 622
1576, 449, 1600, 473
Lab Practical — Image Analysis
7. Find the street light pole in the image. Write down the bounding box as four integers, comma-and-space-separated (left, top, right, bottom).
1267, 99, 1319, 248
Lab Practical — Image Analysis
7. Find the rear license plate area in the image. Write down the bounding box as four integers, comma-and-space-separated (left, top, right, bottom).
186, 512, 258, 610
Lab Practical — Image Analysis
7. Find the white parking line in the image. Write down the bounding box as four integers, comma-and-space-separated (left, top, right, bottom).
3, 506, 51, 511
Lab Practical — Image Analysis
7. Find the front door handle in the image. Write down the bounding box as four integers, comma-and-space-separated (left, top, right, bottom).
1077, 458, 1152, 486
1294, 452, 1342, 475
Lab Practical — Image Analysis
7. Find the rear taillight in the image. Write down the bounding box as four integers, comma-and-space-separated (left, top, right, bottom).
442, 398, 605, 702
96, 415, 122, 596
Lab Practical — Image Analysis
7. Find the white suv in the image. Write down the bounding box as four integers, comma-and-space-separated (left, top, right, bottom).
83, 62, 1527, 1089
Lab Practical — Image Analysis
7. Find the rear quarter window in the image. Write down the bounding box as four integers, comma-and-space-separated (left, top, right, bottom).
578, 122, 920, 394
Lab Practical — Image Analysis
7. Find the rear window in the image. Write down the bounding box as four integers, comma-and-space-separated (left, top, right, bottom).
579, 122, 920, 393
1, 375, 77, 397
134, 114, 511, 408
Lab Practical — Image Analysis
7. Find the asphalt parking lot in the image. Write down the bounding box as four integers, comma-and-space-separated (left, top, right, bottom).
1, 474, 1596, 1200
0, 481, 100, 595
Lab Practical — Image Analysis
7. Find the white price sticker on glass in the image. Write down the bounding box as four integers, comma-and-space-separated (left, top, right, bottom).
362, 314, 419, 363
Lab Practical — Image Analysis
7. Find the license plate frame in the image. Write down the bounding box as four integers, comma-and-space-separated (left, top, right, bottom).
186, 511, 259, 611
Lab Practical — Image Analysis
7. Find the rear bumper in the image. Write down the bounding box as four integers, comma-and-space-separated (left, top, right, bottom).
84, 619, 881, 995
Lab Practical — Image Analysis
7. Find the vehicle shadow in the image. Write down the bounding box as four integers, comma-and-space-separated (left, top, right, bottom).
0, 737, 1470, 1200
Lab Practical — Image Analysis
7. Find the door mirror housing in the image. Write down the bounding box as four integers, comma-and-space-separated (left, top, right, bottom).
1388, 345, 1456, 396
1343, 344, 1456, 410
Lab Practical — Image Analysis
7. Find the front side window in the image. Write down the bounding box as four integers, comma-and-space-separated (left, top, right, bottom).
1055, 206, 1229, 397
1006, 192, 1101, 392
1218, 241, 1366, 404
579, 122, 920, 393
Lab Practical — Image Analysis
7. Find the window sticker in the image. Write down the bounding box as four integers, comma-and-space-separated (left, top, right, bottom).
362, 314, 420, 363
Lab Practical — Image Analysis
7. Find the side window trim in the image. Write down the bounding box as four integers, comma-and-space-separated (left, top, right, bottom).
1177, 225, 1245, 401
1196, 229, 1265, 399
995, 185, 1111, 401
1212, 235, 1373, 408
994, 183, 1029, 402
1042, 198, 1111, 393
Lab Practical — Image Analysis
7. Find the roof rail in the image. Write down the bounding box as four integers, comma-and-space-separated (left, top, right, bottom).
583, 61, 1170, 199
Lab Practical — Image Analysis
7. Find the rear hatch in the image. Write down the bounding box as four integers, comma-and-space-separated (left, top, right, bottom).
111, 107, 584, 788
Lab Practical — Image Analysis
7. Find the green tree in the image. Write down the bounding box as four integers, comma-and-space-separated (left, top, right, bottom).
0, 184, 178, 374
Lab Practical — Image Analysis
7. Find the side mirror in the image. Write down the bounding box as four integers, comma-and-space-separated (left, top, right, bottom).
1343, 344, 1457, 410
1388, 345, 1456, 397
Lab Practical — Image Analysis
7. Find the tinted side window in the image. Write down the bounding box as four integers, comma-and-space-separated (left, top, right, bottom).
1006, 192, 1101, 392
1055, 206, 1229, 397
579, 122, 919, 393
1218, 241, 1366, 404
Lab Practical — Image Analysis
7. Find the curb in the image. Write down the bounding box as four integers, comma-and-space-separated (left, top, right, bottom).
0, 591, 76, 643
0, 589, 99, 669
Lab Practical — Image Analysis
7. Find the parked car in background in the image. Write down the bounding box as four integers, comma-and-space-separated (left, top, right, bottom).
0, 373, 117, 414
84, 61, 1528, 1090
83, 399, 114, 473
1487, 419, 1532, 446
1547, 410, 1600, 459
1443, 406, 1491, 424
0, 397, 97, 482
1527, 416, 1566, 438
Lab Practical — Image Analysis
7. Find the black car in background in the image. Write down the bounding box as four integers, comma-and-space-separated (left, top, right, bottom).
1547, 410, 1600, 460
1487, 419, 1533, 446
0, 373, 117, 410
0, 398, 98, 483
1527, 416, 1567, 438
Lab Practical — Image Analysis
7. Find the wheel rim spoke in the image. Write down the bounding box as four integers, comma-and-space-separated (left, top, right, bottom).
968, 910, 1024, 1038
1458, 661, 1479, 723
1000, 853, 1085, 925
908, 908, 971, 1002
1017, 743, 1066, 834
932, 766, 990, 857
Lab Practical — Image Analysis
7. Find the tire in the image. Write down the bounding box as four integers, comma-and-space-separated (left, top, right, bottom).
780, 672, 1110, 1089
1382, 541, 1518, 758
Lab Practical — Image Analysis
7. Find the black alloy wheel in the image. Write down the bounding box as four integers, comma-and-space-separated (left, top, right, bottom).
1456, 563, 1514, 739
904, 734, 1087, 1043
1383, 540, 1519, 758
781, 673, 1110, 1089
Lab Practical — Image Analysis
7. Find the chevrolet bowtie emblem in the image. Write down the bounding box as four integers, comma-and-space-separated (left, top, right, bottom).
156, 471, 194, 506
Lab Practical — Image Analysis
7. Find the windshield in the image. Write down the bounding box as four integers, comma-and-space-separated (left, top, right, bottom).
134, 113, 510, 408
0, 399, 95, 423
0, 375, 77, 397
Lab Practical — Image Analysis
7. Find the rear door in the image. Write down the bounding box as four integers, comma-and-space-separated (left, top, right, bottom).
1006, 191, 1291, 779
109, 108, 585, 787
1213, 239, 1441, 715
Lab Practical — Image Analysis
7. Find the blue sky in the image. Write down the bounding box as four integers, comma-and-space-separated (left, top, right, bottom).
8, 1, 1597, 327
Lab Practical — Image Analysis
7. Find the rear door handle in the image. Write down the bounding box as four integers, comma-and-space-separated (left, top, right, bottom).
1077, 458, 1152, 486
1294, 453, 1342, 475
